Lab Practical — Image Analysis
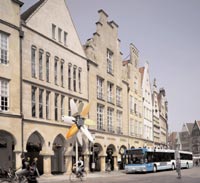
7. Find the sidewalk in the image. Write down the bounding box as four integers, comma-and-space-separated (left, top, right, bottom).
38, 170, 125, 182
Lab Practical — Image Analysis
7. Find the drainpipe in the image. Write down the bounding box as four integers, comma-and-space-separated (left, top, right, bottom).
19, 25, 24, 155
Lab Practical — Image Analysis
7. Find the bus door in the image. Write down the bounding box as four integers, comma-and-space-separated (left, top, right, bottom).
146, 152, 154, 171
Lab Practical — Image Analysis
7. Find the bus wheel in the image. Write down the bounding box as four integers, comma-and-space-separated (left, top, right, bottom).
172, 164, 175, 170
153, 165, 157, 173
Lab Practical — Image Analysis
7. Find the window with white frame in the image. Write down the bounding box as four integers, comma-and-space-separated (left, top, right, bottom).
46, 53, 50, 82
78, 68, 82, 93
46, 91, 50, 119
107, 107, 113, 132
68, 63, 72, 90
39, 49, 43, 80
0, 32, 9, 64
116, 110, 122, 134
52, 24, 56, 40
61, 60, 64, 87
31, 46, 36, 78
54, 57, 58, 85
97, 104, 104, 130
116, 87, 122, 106
39, 89, 43, 118
0, 79, 9, 111
55, 93, 59, 121
97, 76, 104, 99
73, 66, 77, 92
107, 49, 113, 74
107, 82, 113, 103
31, 86, 36, 117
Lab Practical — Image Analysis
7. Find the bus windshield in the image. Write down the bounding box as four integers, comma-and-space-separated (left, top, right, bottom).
126, 149, 145, 164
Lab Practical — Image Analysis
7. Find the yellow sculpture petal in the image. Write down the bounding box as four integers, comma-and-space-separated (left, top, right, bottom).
81, 103, 90, 117
66, 124, 78, 139
85, 119, 96, 126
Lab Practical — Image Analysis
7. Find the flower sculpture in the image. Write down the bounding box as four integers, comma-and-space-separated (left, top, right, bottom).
62, 99, 95, 145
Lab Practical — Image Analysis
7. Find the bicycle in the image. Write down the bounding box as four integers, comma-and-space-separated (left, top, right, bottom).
69, 168, 87, 182
0, 168, 28, 183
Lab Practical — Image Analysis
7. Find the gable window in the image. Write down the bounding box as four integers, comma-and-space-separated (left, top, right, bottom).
116, 87, 122, 106
97, 77, 104, 100
73, 66, 77, 92
39, 49, 43, 80
61, 60, 64, 87
0, 32, 9, 64
68, 63, 72, 90
78, 68, 82, 93
97, 104, 104, 130
31, 46, 36, 78
46, 53, 50, 82
58, 28, 62, 43
107, 82, 113, 103
64, 32, 68, 46
31, 86, 36, 117
46, 91, 50, 119
52, 24, 56, 40
107, 49, 113, 74
39, 89, 43, 118
0, 79, 9, 111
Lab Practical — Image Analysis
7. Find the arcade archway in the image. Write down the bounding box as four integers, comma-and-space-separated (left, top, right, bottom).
51, 134, 66, 174
26, 131, 44, 174
0, 130, 15, 170
89, 143, 103, 172
106, 144, 116, 171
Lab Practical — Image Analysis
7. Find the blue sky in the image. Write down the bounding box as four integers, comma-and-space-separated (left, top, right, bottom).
21, 0, 200, 132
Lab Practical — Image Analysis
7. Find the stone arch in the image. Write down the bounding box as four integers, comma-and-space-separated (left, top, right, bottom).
26, 131, 45, 174
51, 134, 66, 174
0, 130, 16, 169
106, 144, 117, 171
119, 145, 127, 169
89, 143, 103, 172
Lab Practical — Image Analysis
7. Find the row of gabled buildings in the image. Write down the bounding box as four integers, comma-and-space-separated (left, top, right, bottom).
168, 121, 200, 162
0, 0, 168, 175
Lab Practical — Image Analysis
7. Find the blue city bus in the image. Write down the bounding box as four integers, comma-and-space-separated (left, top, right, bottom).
124, 148, 193, 173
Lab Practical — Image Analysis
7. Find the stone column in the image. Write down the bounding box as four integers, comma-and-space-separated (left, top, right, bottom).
14, 151, 22, 170
64, 155, 72, 175
99, 155, 106, 172
114, 156, 118, 171
42, 155, 52, 176
83, 154, 90, 172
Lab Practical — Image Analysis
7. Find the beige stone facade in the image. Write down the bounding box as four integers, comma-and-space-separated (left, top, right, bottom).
0, 0, 23, 170
0, 0, 168, 175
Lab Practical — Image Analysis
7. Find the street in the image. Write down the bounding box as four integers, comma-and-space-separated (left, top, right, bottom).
38, 167, 200, 183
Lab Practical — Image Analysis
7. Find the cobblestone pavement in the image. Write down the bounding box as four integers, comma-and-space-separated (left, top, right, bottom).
38, 167, 200, 183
